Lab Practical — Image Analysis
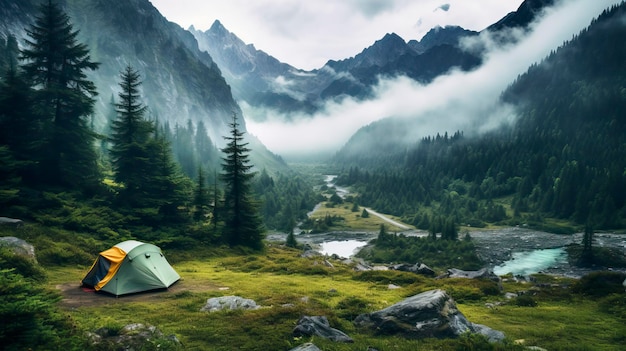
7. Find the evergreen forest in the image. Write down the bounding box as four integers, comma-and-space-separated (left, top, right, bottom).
1, 1, 626, 351
333, 4, 626, 233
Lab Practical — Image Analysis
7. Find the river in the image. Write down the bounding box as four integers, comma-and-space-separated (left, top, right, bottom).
273, 175, 626, 276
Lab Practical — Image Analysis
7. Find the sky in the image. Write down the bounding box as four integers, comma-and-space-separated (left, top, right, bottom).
149, 0, 525, 70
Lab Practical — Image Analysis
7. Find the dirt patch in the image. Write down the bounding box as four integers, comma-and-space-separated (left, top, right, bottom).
56, 279, 225, 309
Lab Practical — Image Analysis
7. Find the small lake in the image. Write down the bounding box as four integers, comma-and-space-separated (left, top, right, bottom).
319, 240, 367, 258
493, 248, 568, 276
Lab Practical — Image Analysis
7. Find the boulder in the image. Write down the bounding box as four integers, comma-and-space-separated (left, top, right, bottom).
293, 316, 354, 343
200, 296, 259, 312
446, 268, 500, 282
0, 217, 23, 227
354, 289, 505, 342
0, 236, 37, 262
288, 343, 322, 351
391, 262, 436, 276
416, 263, 436, 276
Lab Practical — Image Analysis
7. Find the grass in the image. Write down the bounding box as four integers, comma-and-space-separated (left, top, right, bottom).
307, 201, 413, 232
4, 223, 626, 350
39, 244, 626, 351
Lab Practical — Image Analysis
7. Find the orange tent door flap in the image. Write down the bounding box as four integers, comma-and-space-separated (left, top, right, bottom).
94, 247, 127, 291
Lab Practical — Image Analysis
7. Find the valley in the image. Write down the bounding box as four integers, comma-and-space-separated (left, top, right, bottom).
1, 0, 626, 350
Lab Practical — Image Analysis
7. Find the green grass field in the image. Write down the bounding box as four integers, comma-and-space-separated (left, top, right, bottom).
41, 245, 626, 351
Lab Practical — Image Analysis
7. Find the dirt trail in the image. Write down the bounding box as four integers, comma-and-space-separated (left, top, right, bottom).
364, 208, 411, 230
56, 279, 222, 309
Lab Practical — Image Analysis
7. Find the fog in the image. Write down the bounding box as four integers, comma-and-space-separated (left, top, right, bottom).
245, 0, 621, 159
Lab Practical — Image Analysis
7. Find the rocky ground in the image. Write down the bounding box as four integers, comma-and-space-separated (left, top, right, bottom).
468, 227, 626, 277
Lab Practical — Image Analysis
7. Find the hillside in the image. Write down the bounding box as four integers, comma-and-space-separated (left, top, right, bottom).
332, 2, 626, 230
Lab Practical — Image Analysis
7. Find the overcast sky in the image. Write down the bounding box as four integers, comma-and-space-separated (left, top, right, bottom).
149, 0, 525, 70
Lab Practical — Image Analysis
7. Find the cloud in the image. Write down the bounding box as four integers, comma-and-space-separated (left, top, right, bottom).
151, 0, 526, 70
244, 0, 622, 158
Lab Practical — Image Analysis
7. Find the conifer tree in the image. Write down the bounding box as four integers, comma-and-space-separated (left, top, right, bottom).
110, 65, 153, 207
110, 65, 189, 224
20, 0, 101, 190
220, 113, 264, 249
193, 167, 209, 221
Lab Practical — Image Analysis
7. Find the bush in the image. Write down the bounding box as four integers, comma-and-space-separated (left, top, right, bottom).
37, 240, 93, 266
335, 296, 369, 320
352, 270, 421, 285
0, 270, 82, 350
573, 271, 626, 297
0, 248, 46, 281
515, 295, 538, 307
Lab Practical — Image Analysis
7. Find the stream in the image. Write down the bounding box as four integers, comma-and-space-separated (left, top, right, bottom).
270, 175, 626, 277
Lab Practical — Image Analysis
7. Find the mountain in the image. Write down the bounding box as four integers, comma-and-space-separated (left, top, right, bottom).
488, 0, 556, 32
408, 25, 478, 54
0, 0, 288, 174
192, 23, 480, 119
332, 2, 626, 228
0, 0, 239, 144
190, 0, 555, 121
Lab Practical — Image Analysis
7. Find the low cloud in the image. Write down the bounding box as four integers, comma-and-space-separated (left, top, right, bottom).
245, 0, 621, 158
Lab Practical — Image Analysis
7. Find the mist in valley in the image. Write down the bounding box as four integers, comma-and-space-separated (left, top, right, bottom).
244, 0, 621, 160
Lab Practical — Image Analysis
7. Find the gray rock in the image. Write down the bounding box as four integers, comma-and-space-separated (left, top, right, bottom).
0, 217, 23, 227
289, 343, 321, 351
416, 263, 436, 276
293, 316, 354, 343
300, 250, 322, 258
200, 296, 260, 312
472, 323, 506, 343
391, 262, 436, 276
354, 289, 505, 342
0, 236, 37, 262
446, 268, 500, 282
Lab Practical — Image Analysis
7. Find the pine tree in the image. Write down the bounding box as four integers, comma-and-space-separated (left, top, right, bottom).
285, 218, 298, 248
20, 0, 101, 190
220, 113, 264, 249
110, 65, 189, 224
580, 222, 594, 266
109, 65, 153, 207
193, 167, 209, 221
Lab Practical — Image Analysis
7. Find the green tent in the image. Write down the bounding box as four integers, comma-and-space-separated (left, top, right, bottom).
82, 240, 180, 296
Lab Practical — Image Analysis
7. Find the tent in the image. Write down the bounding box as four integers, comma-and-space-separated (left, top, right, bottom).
81, 240, 180, 296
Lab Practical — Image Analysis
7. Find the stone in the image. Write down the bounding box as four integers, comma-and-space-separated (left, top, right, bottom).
288, 343, 322, 351
0, 217, 23, 227
354, 289, 505, 342
391, 262, 436, 276
446, 268, 500, 282
301, 250, 322, 258
200, 296, 259, 312
293, 316, 354, 343
416, 263, 436, 276
0, 236, 37, 262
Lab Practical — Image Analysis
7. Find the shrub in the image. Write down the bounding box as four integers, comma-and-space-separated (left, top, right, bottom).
515, 295, 538, 307
335, 296, 369, 320
353, 270, 421, 285
573, 271, 626, 297
0, 248, 46, 281
0, 270, 82, 350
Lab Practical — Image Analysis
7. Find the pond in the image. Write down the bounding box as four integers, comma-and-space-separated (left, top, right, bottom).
319, 239, 367, 258
493, 248, 568, 276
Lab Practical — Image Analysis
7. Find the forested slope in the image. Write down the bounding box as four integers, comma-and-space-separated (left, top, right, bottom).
334, 3, 626, 230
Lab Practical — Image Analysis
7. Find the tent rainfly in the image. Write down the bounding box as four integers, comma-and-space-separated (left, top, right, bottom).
81, 240, 180, 296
